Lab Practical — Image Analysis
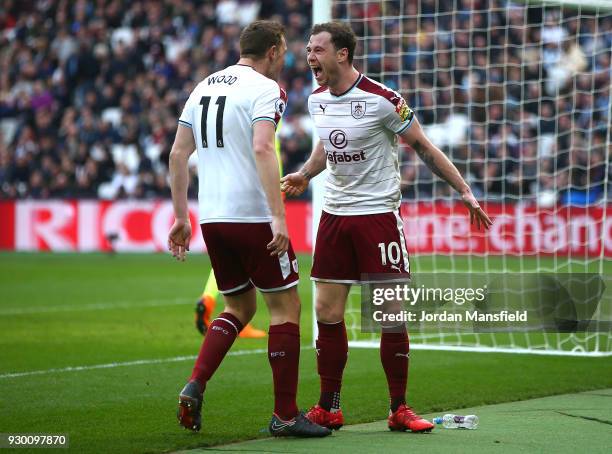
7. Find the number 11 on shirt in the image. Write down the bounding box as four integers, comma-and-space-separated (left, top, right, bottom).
200, 96, 226, 148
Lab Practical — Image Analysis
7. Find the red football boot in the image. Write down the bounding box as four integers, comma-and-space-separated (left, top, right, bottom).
305, 405, 344, 430
388, 404, 434, 433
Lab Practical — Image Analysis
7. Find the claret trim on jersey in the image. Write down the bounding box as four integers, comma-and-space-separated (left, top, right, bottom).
312, 85, 328, 95
274, 87, 288, 124
356, 76, 401, 108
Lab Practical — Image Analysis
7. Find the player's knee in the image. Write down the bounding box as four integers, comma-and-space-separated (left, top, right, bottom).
263, 287, 300, 324
315, 299, 343, 323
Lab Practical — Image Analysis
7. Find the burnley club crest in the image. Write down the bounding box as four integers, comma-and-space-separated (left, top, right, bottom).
351, 101, 366, 119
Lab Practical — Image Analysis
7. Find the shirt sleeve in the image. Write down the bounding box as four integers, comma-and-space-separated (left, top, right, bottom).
379, 93, 415, 135
252, 82, 287, 127
178, 91, 196, 129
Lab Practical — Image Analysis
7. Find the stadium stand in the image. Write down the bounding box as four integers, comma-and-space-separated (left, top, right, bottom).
0, 0, 610, 206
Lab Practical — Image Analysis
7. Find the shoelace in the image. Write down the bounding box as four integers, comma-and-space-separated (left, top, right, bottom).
308, 406, 323, 417
398, 406, 420, 421
298, 412, 318, 426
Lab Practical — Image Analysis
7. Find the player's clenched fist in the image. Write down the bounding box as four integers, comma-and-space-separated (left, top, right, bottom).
280, 172, 309, 196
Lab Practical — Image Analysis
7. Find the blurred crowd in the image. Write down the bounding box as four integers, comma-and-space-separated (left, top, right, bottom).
0, 0, 313, 200
335, 0, 611, 205
0, 0, 610, 206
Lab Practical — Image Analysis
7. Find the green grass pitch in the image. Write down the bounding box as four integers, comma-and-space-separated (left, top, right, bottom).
198, 389, 612, 454
0, 252, 611, 453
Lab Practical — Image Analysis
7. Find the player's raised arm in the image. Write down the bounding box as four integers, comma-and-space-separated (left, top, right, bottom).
168, 124, 197, 261
281, 140, 327, 196
400, 117, 493, 230
253, 119, 289, 256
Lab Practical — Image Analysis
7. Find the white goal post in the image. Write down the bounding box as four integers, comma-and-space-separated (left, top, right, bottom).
310, 0, 612, 356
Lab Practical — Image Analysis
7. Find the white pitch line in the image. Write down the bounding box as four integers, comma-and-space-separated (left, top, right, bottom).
0, 297, 194, 316
0, 348, 273, 380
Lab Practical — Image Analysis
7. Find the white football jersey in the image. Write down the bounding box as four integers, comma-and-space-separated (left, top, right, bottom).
179, 64, 287, 223
308, 74, 414, 215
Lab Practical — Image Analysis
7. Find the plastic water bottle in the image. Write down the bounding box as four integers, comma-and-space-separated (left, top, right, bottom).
433, 414, 479, 429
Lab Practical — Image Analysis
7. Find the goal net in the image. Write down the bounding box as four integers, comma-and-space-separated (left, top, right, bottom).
311, 0, 612, 356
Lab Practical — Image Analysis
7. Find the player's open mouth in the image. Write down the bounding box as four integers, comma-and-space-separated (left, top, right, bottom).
311, 66, 322, 79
